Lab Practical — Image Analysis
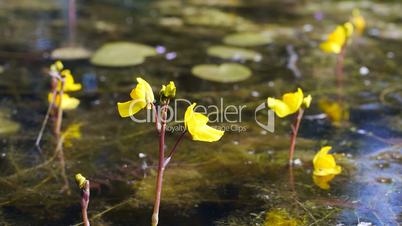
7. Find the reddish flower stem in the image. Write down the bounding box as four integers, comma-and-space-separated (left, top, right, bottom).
164, 130, 187, 168
289, 108, 304, 164
80, 180, 90, 226
152, 103, 168, 226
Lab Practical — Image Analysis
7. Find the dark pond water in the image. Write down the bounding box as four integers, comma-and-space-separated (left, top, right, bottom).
0, 0, 401, 225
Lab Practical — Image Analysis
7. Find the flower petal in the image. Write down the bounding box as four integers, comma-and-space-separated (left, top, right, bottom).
117, 99, 146, 117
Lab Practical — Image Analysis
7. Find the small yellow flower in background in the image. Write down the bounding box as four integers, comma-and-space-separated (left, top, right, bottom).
160, 81, 176, 100
184, 103, 224, 142
117, 77, 155, 117
48, 93, 80, 110
267, 88, 312, 118
63, 123, 82, 147
319, 99, 349, 125
75, 173, 87, 189
313, 174, 337, 190
313, 146, 342, 176
351, 9, 366, 34
320, 22, 353, 54
58, 69, 82, 92
50, 60, 64, 72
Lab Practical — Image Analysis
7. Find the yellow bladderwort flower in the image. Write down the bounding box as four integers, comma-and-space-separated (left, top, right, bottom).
50, 60, 64, 72
320, 22, 353, 54
160, 81, 176, 100
319, 99, 349, 126
313, 174, 336, 190
267, 88, 312, 118
184, 103, 224, 142
75, 173, 87, 189
58, 69, 82, 92
117, 77, 155, 117
48, 93, 80, 110
351, 9, 366, 34
313, 146, 342, 176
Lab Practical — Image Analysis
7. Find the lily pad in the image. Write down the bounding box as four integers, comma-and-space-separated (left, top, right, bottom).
90, 42, 157, 67
51, 46, 92, 60
0, 110, 20, 135
191, 63, 252, 83
223, 32, 273, 47
207, 45, 262, 61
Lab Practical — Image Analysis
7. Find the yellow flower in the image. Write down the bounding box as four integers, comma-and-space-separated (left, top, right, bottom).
75, 173, 87, 189
313, 174, 336, 190
48, 93, 80, 110
318, 99, 349, 125
184, 103, 224, 142
267, 88, 311, 118
62, 123, 82, 147
351, 9, 366, 34
50, 60, 64, 72
117, 77, 155, 117
313, 146, 342, 176
160, 81, 176, 99
320, 23, 353, 54
58, 69, 82, 92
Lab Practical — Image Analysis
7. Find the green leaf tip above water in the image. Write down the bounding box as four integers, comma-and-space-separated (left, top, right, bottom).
207, 45, 262, 62
223, 32, 273, 47
90, 42, 157, 67
191, 63, 252, 83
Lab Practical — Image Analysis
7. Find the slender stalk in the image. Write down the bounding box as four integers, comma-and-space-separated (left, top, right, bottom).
152, 104, 168, 226
35, 87, 57, 153
335, 45, 346, 86
68, 0, 76, 46
289, 108, 304, 164
80, 180, 90, 226
164, 130, 187, 168
152, 104, 160, 133
54, 79, 65, 140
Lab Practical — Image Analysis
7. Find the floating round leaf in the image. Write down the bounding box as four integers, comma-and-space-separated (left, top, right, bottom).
0, 110, 20, 135
90, 42, 157, 67
51, 46, 92, 60
192, 63, 252, 83
223, 32, 273, 47
207, 45, 262, 61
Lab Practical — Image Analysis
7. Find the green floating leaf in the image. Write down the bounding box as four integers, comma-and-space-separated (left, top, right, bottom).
191, 63, 252, 83
207, 45, 262, 61
223, 32, 273, 47
0, 110, 20, 135
51, 47, 92, 60
90, 42, 157, 67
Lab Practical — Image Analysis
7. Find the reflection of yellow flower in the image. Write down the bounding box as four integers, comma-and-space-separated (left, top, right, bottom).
313, 174, 336, 190
319, 99, 349, 125
351, 9, 366, 34
160, 81, 176, 99
264, 209, 300, 226
58, 69, 82, 92
48, 93, 80, 110
320, 23, 353, 54
313, 146, 342, 176
117, 77, 155, 117
267, 88, 312, 118
184, 103, 224, 142
63, 123, 82, 147
75, 173, 87, 189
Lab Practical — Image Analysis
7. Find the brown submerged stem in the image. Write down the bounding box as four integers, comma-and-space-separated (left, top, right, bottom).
289, 108, 304, 164
152, 103, 168, 226
335, 44, 347, 87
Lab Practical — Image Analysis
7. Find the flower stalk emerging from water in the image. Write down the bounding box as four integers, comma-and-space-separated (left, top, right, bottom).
75, 174, 90, 226
117, 78, 223, 226
267, 88, 311, 164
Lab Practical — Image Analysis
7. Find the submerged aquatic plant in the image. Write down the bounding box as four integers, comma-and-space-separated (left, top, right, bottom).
116, 77, 224, 226
75, 173, 90, 226
312, 146, 342, 190
267, 88, 311, 164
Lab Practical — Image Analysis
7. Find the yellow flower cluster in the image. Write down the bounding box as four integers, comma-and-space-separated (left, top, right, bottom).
117, 78, 224, 142
267, 88, 311, 118
48, 61, 82, 110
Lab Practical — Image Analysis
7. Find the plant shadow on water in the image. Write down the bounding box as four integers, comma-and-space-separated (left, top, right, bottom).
0, 0, 402, 225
